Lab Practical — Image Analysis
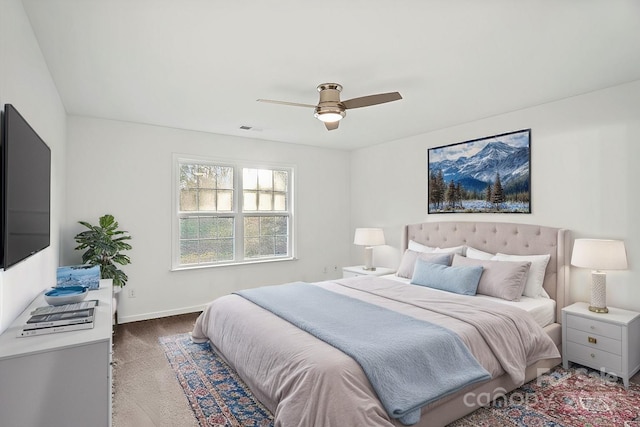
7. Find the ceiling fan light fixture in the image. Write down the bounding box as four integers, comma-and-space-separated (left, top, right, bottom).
258, 83, 401, 130
314, 106, 345, 123
315, 112, 344, 123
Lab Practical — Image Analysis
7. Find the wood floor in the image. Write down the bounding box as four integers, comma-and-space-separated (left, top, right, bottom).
112, 312, 201, 427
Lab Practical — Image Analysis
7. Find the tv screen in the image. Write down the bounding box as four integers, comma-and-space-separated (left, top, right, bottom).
2, 104, 51, 269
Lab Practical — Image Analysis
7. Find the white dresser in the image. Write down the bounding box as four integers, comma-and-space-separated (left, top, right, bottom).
0, 279, 113, 427
562, 302, 640, 388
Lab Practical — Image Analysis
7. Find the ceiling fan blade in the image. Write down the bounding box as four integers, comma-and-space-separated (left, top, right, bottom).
325, 121, 340, 131
257, 99, 316, 108
342, 92, 402, 109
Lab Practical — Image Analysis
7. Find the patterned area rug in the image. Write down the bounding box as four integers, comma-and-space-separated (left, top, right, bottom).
159, 334, 273, 426
160, 333, 640, 427
448, 366, 640, 426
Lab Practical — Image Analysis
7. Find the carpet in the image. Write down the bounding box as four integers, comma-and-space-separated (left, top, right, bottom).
160, 333, 640, 427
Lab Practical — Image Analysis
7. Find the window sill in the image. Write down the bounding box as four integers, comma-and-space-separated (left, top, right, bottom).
170, 256, 297, 272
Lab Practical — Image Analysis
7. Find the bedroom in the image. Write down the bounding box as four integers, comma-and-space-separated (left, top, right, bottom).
0, 0, 639, 426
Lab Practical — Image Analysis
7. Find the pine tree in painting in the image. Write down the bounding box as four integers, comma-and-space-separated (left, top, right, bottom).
455, 182, 463, 208
429, 169, 447, 210
491, 173, 505, 210
429, 171, 440, 209
446, 180, 457, 209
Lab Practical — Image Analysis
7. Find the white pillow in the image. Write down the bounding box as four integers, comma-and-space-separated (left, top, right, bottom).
465, 246, 494, 260
408, 240, 435, 253
492, 253, 551, 298
434, 245, 465, 255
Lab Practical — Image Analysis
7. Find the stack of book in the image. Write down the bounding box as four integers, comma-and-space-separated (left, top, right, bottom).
17, 300, 98, 337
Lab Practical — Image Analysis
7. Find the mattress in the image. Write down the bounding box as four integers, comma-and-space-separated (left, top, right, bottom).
383, 274, 556, 328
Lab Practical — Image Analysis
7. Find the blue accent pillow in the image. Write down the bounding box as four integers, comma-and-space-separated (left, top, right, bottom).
410, 258, 483, 295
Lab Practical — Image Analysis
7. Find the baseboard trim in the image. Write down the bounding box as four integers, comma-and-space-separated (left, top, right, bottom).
117, 304, 206, 324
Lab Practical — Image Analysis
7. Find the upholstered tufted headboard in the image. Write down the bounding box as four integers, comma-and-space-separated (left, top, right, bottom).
402, 221, 571, 322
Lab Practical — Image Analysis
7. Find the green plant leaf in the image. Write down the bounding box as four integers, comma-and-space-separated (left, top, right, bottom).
74, 214, 132, 287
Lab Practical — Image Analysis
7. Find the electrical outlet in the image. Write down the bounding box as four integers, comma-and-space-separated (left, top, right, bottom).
128, 288, 136, 298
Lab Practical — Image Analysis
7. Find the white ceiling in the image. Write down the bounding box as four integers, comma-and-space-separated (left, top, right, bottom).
22, 0, 640, 150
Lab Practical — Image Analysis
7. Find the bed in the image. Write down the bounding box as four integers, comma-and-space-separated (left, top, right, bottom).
191, 221, 571, 426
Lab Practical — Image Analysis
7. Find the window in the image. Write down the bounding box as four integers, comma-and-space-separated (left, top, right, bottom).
173, 156, 294, 269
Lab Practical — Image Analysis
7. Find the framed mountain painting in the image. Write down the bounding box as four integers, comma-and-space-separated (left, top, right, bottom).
427, 129, 531, 214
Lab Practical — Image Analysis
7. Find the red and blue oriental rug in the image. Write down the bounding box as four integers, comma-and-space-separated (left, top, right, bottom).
160, 334, 273, 426
160, 333, 640, 426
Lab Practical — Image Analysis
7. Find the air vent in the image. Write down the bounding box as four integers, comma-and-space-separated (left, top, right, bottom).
239, 125, 263, 132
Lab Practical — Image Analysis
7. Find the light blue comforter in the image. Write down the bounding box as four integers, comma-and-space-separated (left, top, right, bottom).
235, 282, 491, 425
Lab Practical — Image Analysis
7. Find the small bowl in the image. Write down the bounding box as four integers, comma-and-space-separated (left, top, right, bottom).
44, 286, 89, 306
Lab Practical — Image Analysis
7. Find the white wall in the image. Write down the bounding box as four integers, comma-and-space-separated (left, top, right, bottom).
0, 1, 66, 334
64, 117, 351, 322
4, 0, 638, 329
351, 80, 640, 312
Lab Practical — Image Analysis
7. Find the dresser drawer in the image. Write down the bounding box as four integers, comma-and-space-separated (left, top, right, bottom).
566, 314, 622, 340
566, 328, 621, 355
566, 341, 622, 372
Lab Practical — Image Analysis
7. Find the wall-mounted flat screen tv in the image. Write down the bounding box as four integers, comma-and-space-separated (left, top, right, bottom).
1, 104, 51, 269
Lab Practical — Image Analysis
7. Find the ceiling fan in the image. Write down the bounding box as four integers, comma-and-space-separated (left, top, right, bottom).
257, 83, 402, 131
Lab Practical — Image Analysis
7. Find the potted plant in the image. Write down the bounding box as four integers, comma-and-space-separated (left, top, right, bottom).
74, 214, 132, 288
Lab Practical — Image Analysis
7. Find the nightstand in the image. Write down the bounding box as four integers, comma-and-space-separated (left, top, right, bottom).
562, 302, 640, 387
342, 265, 395, 278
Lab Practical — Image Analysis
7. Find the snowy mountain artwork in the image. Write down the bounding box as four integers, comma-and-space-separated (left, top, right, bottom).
57, 264, 101, 290
427, 129, 531, 213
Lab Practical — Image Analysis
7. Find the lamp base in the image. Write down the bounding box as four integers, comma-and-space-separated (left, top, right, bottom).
589, 271, 608, 314
363, 246, 376, 271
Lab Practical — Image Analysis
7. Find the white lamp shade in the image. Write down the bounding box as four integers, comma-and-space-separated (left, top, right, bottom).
353, 228, 385, 246
571, 239, 628, 270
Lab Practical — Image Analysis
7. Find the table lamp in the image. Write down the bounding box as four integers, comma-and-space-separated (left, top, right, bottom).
571, 238, 628, 313
353, 228, 385, 271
